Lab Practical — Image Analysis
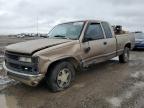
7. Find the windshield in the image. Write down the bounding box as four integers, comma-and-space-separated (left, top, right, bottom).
135, 33, 144, 39
48, 22, 84, 40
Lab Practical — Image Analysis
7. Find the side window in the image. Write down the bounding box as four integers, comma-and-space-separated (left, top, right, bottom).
101, 22, 113, 38
85, 23, 104, 40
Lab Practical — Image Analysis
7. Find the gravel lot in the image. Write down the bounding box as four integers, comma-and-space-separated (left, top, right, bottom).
0, 36, 144, 108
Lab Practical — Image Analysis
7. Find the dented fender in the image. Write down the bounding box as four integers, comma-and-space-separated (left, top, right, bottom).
33, 40, 82, 74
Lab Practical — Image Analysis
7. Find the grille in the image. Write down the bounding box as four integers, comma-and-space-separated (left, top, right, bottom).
5, 52, 19, 60
5, 51, 38, 75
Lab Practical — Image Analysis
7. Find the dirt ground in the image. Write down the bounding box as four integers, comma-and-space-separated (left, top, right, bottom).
0, 37, 144, 108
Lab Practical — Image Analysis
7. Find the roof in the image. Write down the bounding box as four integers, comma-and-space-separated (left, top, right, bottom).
59, 20, 106, 25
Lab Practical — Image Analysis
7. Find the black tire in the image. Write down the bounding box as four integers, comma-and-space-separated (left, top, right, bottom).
119, 47, 130, 63
46, 61, 75, 92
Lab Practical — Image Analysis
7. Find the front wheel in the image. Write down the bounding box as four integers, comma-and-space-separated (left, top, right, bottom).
46, 61, 75, 92
119, 47, 130, 63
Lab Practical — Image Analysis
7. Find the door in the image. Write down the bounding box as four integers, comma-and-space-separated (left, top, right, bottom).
101, 22, 117, 58
80, 22, 108, 66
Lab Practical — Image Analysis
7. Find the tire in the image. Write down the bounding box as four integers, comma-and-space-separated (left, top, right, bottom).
119, 47, 130, 63
46, 61, 75, 92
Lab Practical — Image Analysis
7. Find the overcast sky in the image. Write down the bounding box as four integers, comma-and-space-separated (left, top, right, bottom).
0, 0, 144, 34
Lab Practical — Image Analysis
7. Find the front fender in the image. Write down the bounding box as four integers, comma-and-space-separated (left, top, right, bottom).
38, 55, 81, 75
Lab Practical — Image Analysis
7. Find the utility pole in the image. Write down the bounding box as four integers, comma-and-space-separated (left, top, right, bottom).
37, 16, 39, 36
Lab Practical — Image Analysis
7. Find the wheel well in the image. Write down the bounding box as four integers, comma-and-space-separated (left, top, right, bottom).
47, 57, 79, 74
125, 43, 131, 49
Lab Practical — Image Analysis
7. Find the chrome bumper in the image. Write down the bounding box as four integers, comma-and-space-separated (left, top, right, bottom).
3, 62, 44, 86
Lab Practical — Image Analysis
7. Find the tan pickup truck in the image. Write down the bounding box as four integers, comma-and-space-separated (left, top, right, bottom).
3, 20, 135, 92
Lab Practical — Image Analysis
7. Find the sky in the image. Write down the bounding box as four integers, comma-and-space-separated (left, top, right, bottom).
0, 0, 144, 34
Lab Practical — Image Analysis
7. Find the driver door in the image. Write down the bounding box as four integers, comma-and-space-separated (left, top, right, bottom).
80, 22, 107, 67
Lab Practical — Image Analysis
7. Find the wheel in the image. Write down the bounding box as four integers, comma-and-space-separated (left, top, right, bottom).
119, 47, 130, 63
46, 61, 75, 92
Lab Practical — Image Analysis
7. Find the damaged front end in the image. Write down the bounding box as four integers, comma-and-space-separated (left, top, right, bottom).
3, 51, 44, 86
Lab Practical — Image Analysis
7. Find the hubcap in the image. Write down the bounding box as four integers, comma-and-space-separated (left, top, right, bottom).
57, 68, 71, 88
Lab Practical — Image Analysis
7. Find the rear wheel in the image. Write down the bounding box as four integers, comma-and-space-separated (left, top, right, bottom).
119, 47, 130, 63
46, 61, 75, 92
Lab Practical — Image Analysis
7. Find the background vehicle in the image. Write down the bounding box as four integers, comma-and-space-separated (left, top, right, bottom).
134, 32, 144, 49
3, 20, 134, 92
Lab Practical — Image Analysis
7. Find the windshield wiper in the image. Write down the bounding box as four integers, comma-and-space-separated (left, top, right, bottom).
53, 35, 77, 40
54, 35, 66, 38
53, 35, 71, 39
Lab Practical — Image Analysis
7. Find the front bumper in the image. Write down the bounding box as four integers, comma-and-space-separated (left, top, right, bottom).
3, 62, 44, 86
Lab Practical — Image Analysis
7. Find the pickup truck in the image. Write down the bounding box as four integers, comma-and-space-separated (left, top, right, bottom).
3, 20, 134, 92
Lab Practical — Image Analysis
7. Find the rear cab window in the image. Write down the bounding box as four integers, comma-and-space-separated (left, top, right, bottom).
101, 22, 113, 38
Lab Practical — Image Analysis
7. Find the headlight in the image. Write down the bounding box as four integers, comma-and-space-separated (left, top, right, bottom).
19, 57, 31, 63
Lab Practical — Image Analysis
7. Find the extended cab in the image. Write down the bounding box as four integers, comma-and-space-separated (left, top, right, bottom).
3, 20, 134, 92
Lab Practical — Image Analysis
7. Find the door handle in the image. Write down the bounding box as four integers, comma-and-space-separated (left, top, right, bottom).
84, 47, 91, 53
103, 42, 107, 45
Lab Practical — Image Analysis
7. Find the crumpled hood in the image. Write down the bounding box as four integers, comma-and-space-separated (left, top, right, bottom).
6, 38, 71, 54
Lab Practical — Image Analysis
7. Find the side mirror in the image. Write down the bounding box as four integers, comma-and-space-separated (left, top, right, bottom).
83, 35, 92, 42
83, 37, 89, 42
83, 33, 88, 42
